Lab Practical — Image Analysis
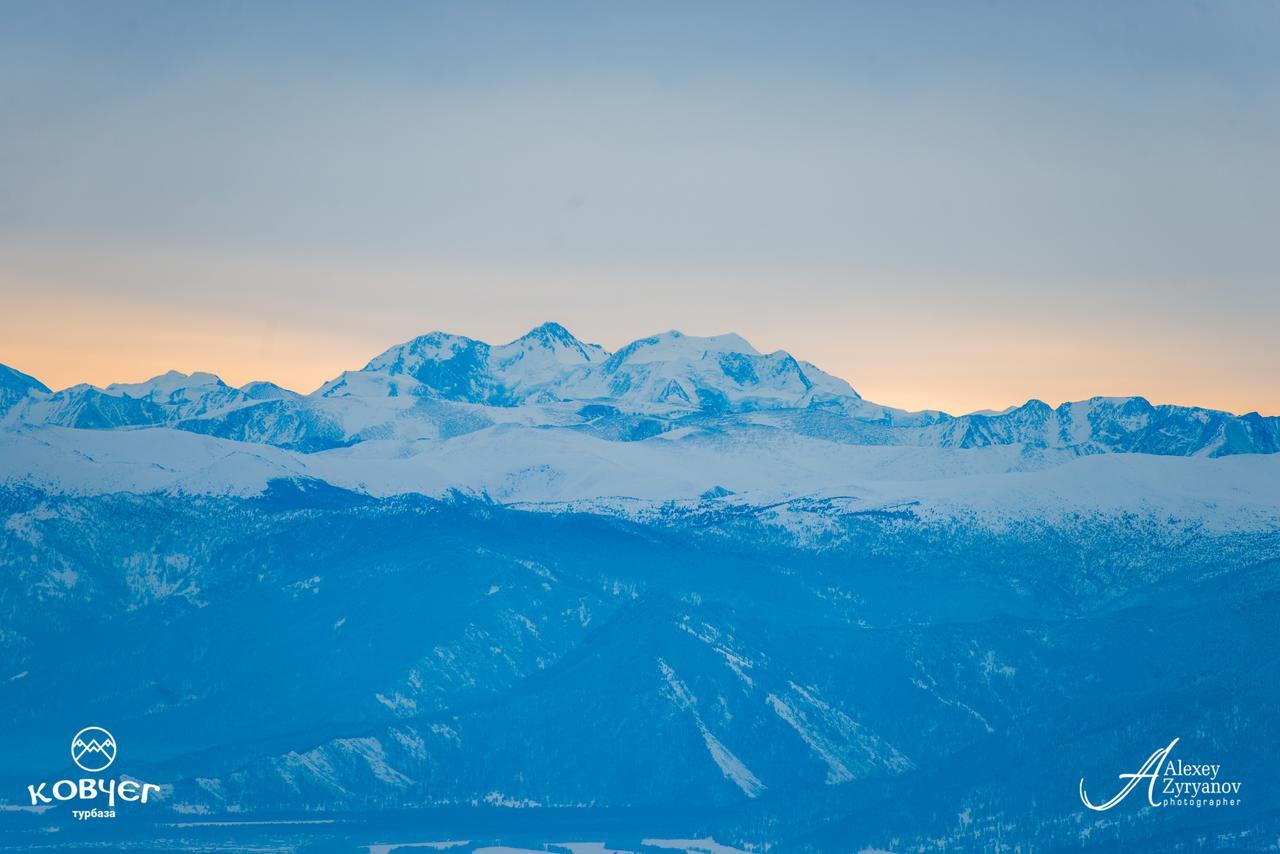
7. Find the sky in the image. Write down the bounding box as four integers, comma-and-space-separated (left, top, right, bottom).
1, 1, 1277, 415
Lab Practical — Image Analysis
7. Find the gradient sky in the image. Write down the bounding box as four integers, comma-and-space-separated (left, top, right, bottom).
2, 1, 1277, 415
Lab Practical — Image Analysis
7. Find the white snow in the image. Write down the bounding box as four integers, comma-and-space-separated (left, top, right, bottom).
658, 658, 765, 798
641, 839, 752, 854
364, 841, 469, 854
4, 423, 1277, 536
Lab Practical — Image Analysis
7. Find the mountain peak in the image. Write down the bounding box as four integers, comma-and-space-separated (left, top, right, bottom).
605, 331, 761, 371
362, 330, 482, 375
574, 329, 863, 414
519, 321, 580, 347
498, 322, 607, 371
0, 363, 51, 395
0, 363, 51, 418
107, 370, 228, 398
348, 324, 608, 405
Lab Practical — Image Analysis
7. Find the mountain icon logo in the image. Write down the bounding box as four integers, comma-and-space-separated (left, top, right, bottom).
70, 726, 116, 773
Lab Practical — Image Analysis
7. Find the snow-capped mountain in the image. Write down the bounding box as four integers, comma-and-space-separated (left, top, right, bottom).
0, 364, 49, 417
1, 322, 1275, 465
558, 329, 854, 413
330, 324, 854, 414
104, 370, 249, 417
1, 321, 1277, 535
347, 321, 610, 404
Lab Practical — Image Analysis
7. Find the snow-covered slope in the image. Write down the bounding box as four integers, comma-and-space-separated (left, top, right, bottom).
560, 330, 837, 413
341, 321, 609, 406
104, 370, 250, 417
3, 423, 1278, 537
0, 364, 49, 418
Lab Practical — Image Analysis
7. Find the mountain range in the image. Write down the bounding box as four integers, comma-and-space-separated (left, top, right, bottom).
4, 322, 1277, 454
1, 324, 1278, 851
2, 323, 1277, 505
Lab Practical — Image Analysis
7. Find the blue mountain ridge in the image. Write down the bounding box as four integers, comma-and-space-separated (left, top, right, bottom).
0, 484, 1275, 850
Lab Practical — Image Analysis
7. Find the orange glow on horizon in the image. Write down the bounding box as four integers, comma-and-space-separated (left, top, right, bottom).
2, 249, 1275, 417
